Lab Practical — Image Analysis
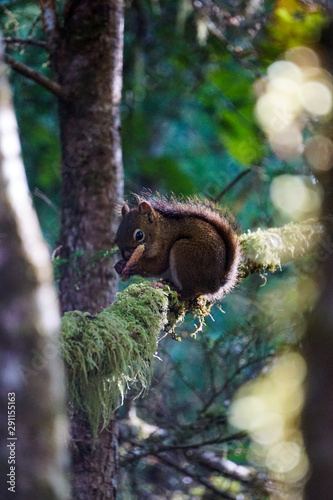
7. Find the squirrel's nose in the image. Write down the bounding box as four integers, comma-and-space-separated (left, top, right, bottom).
123, 250, 132, 260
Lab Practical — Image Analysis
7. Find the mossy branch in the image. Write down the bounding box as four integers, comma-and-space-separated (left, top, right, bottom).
60, 282, 169, 435
239, 220, 323, 277
60, 220, 323, 434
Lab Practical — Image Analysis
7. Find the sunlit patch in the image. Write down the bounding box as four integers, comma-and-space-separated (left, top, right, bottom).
267, 60, 303, 85
269, 76, 300, 99
251, 412, 284, 445
285, 46, 320, 69
300, 81, 332, 116
266, 441, 301, 473
270, 174, 322, 220
255, 92, 299, 134
268, 125, 303, 159
229, 395, 266, 430
229, 352, 308, 486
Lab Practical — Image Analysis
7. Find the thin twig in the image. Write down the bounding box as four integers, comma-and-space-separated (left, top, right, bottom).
4, 37, 47, 49
172, 360, 206, 403
200, 354, 271, 414
122, 431, 245, 465
213, 168, 253, 202
26, 14, 43, 40
186, 450, 264, 488
33, 188, 60, 214
4, 54, 68, 99
157, 453, 237, 500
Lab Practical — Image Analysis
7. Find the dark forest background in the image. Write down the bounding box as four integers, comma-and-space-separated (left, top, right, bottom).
1, 1, 332, 498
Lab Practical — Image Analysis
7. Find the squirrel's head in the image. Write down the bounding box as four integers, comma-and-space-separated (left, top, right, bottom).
116, 200, 159, 260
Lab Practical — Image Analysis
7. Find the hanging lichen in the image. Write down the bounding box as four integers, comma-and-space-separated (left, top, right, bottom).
239, 220, 323, 278
60, 282, 169, 435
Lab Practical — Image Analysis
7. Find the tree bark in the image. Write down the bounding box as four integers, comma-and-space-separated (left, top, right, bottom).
302, 24, 333, 499
302, 242, 333, 498
56, 0, 124, 314
40, 1, 125, 498
0, 56, 69, 500
302, 157, 333, 499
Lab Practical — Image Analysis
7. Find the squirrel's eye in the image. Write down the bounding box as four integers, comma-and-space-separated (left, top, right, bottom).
133, 229, 145, 242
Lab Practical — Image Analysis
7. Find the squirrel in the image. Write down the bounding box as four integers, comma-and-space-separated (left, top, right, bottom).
114, 194, 241, 301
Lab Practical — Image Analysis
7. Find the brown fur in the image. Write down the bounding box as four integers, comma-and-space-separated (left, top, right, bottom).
115, 193, 241, 300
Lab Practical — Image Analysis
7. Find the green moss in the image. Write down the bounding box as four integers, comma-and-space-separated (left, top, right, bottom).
60, 282, 169, 435
163, 284, 187, 340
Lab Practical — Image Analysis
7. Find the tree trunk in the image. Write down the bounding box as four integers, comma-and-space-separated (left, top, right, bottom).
0, 55, 69, 500
56, 0, 124, 314
45, 1, 124, 498
302, 155, 333, 499
302, 24, 333, 499
302, 246, 333, 498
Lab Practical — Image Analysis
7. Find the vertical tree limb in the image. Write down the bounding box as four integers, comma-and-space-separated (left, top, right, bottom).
0, 53, 69, 500
56, 0, 124, 313
302, 23, 333, 499
45, 1, 125, 498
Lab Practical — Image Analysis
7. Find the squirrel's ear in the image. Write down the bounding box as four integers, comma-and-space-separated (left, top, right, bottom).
121, 203, 130, 217
138, 201, 154, 222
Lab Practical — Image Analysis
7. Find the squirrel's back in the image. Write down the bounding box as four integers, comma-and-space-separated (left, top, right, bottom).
138, 193, 241, 298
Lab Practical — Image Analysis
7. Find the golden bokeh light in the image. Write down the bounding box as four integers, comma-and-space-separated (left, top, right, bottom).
268, 125, 303, 160
270, 174, 322, 220
255, 46, 333, 161
267, 60, 303, 85
229, 352, 308, 487
255, 91, 299, 134
299, 81, 332, 116
285, 46, 320, 69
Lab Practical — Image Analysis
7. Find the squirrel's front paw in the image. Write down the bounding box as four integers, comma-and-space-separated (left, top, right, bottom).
114, 259, 127, 275
114, 259, 135, 281
114, 259, 126, 274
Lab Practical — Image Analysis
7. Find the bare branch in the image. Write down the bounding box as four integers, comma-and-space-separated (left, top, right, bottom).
33, 187, 60, 214
4, 37, 47, 49
37, 0, 59, 54
157, 453, 237, 500
186, 450, 267, 489
4, 53, 68, 99
212, 168, 253, 201
200, 355, 270, 414
121, 431, 246, 466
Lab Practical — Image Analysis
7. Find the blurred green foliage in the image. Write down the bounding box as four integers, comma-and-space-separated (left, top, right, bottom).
1, 0, 61, 246
3, 0, 324, 242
